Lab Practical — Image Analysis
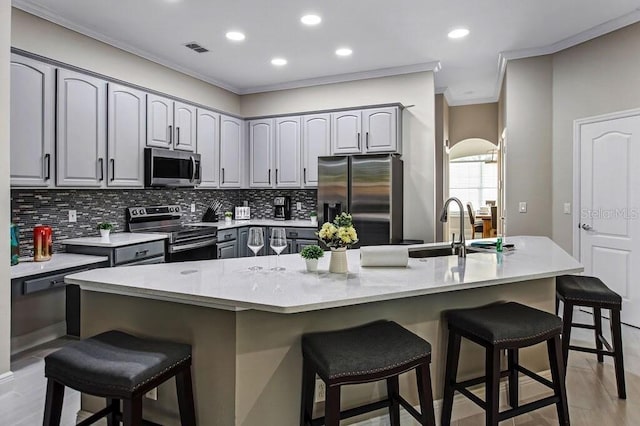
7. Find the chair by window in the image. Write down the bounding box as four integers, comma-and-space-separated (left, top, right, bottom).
466, 202, 484, 238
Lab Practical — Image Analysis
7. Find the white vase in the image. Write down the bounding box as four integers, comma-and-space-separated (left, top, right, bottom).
310, 217, 318, 226
99, 229, 110, 239
329, 247, 348, 274
305, 258, 319, 272
225, 217, 232, 224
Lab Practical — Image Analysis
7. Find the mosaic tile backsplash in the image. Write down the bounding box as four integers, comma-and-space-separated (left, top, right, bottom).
11, 188, 317, 256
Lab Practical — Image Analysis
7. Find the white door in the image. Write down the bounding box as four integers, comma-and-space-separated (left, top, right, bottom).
302, 114, 330, 188
275, 117, 301, 188
331, 111, 361, 154
107, 83, 145, 187
147, 94, 173, 149
249, 119, 273, 188
363, 107, 398, 153
174, 101, 196, 152
197, 109, 220, 188
10, 55, 55, 187
577, 111, 640, 327
56, 69, 107, 187
220, 115, 243, 188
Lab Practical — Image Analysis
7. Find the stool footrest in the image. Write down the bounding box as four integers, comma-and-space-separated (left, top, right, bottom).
515, 365, 554, 389
569, 345, 615, 357
498, 395, 559, 422
571, 322, 595, 330
311, 398, 390, 426
457, 386, 486, 409
455, 370, 510, 390
397, 394, 424, 422
76, 405, 114, 426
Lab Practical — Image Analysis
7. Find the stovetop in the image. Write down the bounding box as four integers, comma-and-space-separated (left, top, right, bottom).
127, 205, 217, 244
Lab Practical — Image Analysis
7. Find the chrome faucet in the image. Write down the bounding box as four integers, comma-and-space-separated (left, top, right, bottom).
440, 197, 467, 258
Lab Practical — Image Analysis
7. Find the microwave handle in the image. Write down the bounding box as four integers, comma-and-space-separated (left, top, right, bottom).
190, 156, 196, 182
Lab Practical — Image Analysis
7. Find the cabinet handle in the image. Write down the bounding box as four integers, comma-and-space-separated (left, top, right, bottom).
225, 233, 233, 239
98, 158, 104, 181
44, 154, 51, 181
135, 249, 149, 257
268, 169, 271, 185
275, 169, 278, 184
168, 125, 173, 145
357, 132, 361, 150
366, 132, 369, 150
176, 127, 180, 145
303, 168, 307, 184
221, 168, 225, 184
110, 159, 115, 181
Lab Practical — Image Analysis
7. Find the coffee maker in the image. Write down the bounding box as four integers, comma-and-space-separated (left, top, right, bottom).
274, 196, 291, 220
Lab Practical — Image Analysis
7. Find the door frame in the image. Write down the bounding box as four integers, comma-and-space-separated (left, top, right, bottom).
572, 107, 640, 259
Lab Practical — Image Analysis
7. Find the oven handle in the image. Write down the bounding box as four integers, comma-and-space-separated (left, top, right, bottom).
169, 238, 218, 253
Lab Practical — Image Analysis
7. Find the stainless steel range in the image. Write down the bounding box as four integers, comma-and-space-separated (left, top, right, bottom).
127, 205, 217, 262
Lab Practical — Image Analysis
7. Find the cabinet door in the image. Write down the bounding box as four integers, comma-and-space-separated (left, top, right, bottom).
331, 111, 362, 154
220, 115, 243, 188
10, 55, 55, 187
146, 94, 174, 149
56, 69, 107, 187
197, 109, 220, 188
363, 107, 399, 153
302, 114, 330, 188
174, 101, 197, 152
275, 117, 301, 188
238, 227, 249, 257
107, 83, 145, 187
249, 119, 274, 188
217, 241, 237, 259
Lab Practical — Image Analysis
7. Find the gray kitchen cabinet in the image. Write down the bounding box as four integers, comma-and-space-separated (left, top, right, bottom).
238, 227, 249, 257
301, 114, 330, 188
331, 110, 362, 154
249, 119, 274, 188
174, 101, 196, 152
56, 69, 107, 187
107, 83, 146, 187
220, 115, 244, 188
64, 240, 166, 267
146, 94, 173, 149
295, 239, 319, 253
362, 107, 400, 153
275, 117, 301, 188
197, 109, 220, 188
217, 240, 237, 259
10, 55, 55, 187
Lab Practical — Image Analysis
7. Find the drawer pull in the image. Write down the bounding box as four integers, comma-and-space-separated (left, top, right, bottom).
289, 232, 298, 237
135, 249, 149, 257
224, 234, 233, 239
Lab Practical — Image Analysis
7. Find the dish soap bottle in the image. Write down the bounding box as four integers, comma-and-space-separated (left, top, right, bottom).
10, 223, 19, 266
496, 235, 503, 253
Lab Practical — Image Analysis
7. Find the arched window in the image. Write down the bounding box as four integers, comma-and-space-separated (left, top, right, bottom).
449, 138, 498, 210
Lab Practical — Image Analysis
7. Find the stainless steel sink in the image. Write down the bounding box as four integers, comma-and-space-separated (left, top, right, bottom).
408, 245, 480, 258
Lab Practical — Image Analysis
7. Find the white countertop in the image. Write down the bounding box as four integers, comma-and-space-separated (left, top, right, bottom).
60, 232, 167, 247
191, 219, 317, 230
11, 253, 109, 280
65, 236, 583, 314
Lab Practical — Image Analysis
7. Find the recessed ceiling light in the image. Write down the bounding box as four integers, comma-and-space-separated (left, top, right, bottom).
448, 28, 469, 39
301, 14, 322, 26
335, 48, 353, 57
225, 31, 246, 41
271, 58, 288, 66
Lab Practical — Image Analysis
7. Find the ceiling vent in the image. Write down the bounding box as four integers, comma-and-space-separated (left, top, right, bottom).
184, 42, 209, 53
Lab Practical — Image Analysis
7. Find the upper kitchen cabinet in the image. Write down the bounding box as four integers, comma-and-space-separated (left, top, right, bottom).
56, 69, 107, 187
107, 83, 146, 187
197, 109, 220, 188
146, 95, 196, 152
274, 117, 301, 188
362, 107, 400, 153
10, 54, 55, 187
331, 111, 361, 154
301, 114, 330, 188
220, 115, 244, 188
248, 119, 274, 188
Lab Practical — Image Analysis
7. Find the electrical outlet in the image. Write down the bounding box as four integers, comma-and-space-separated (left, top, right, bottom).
145, 387, 158, 400
564, 203, 571, 214
314, 379, 326, 402
68, 210, 77, 223
518, 202, 527, 213
296, 202, 302, 210
191, 203, 196, 213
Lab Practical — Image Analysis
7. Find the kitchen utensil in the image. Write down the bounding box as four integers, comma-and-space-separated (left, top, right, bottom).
10, 223, 19, 266
33, 225, 53, 262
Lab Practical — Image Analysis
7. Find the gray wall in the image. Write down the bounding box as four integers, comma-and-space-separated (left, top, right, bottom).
434, 94, 448, 242
0, 0, 10, 377
449, 102, 499, 146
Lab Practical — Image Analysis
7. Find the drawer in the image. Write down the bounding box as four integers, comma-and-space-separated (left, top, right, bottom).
217, 228, 238, 242
286, 228, 317, 240
23, 269, 87, 295
114, 240, 165, 265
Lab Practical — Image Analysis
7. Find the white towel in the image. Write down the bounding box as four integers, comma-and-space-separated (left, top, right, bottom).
360, 246, 409, 267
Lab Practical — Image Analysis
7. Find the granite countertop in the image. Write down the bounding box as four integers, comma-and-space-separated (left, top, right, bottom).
66, 236, 583, 314
191, 219, 318, 230
60, 232, 168, 248
11, 253, 109, 280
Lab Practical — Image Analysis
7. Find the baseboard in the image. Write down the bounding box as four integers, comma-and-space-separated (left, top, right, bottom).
10, 321, 67, 356
0, 371, 15, 396
352, 370, 553, 426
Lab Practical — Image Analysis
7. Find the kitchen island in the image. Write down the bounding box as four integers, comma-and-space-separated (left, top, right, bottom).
65, 236, 582, 426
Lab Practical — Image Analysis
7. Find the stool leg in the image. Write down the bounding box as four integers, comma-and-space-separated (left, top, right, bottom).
441, 330, 461, 426
122, 397, 143, 426
507, 349, 519, 408
300, 358, 316, 426
386, 376, 400, 426
106, 398, 120, 426
324, 385, 341, 426
416, 363, 436, 426
594, 308, 604, 363
610, 309, 627, 399
555, 295, 560, 315
43, 379, 65, 426
485, 347, 501, 426
176, 367, 197, 426
562, 302, 574, 368
547, 335, 570, 425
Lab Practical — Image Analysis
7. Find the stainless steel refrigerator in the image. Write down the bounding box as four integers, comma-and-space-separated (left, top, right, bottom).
317, 154, 403, 246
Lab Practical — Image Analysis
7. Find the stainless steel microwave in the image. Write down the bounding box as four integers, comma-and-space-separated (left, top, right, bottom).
144, 148, 201, 187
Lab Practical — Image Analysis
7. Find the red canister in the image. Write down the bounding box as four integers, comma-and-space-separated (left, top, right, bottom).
33, 225, 53, 262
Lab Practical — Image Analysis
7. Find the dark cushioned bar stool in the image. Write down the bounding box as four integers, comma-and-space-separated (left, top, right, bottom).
442, 302, 569, 426
556, 274, 626, 399
300, 320, 436, 426
43, 330, 196, 426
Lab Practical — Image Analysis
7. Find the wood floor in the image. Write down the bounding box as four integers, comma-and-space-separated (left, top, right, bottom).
0, 310, 638, 425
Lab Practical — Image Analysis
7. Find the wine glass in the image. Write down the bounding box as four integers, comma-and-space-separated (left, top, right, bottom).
247, 227, 264, 271
270, 227, 288, 271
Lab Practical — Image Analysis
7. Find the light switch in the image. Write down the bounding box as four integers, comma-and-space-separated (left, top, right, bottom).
68, 210, 77, 223
564, 203, 571, 214
519, 202, 527, 213
191, 203, 196, 213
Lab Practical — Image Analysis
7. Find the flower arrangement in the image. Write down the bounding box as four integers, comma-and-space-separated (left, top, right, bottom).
224, 211, 233, 219
317, 212, 358, 249
96, 222, 113, 231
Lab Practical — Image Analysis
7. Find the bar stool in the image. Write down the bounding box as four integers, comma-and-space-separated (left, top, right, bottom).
556, 274, 626, 398
442, 302, 569, 426
43, 330, 196, 426
300, 320, 436, 426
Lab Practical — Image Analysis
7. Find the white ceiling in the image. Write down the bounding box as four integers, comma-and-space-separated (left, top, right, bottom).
13, 0, 640, 105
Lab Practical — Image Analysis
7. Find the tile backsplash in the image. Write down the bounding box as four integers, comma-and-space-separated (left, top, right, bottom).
11, 188, 317, 255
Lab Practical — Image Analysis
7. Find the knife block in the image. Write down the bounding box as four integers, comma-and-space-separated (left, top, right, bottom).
202, 208, 219, 222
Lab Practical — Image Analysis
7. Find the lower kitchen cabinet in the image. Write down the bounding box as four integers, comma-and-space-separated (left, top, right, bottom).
238, 227, 249, 257
217, 240, 237, 259
295, 239, 319, 253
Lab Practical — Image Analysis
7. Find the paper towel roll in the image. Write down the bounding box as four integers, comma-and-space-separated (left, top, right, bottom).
360, 246, 409, 267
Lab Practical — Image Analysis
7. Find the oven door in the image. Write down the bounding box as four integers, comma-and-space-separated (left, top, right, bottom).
166, 237, 217, 263
145, 148, 202, 187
